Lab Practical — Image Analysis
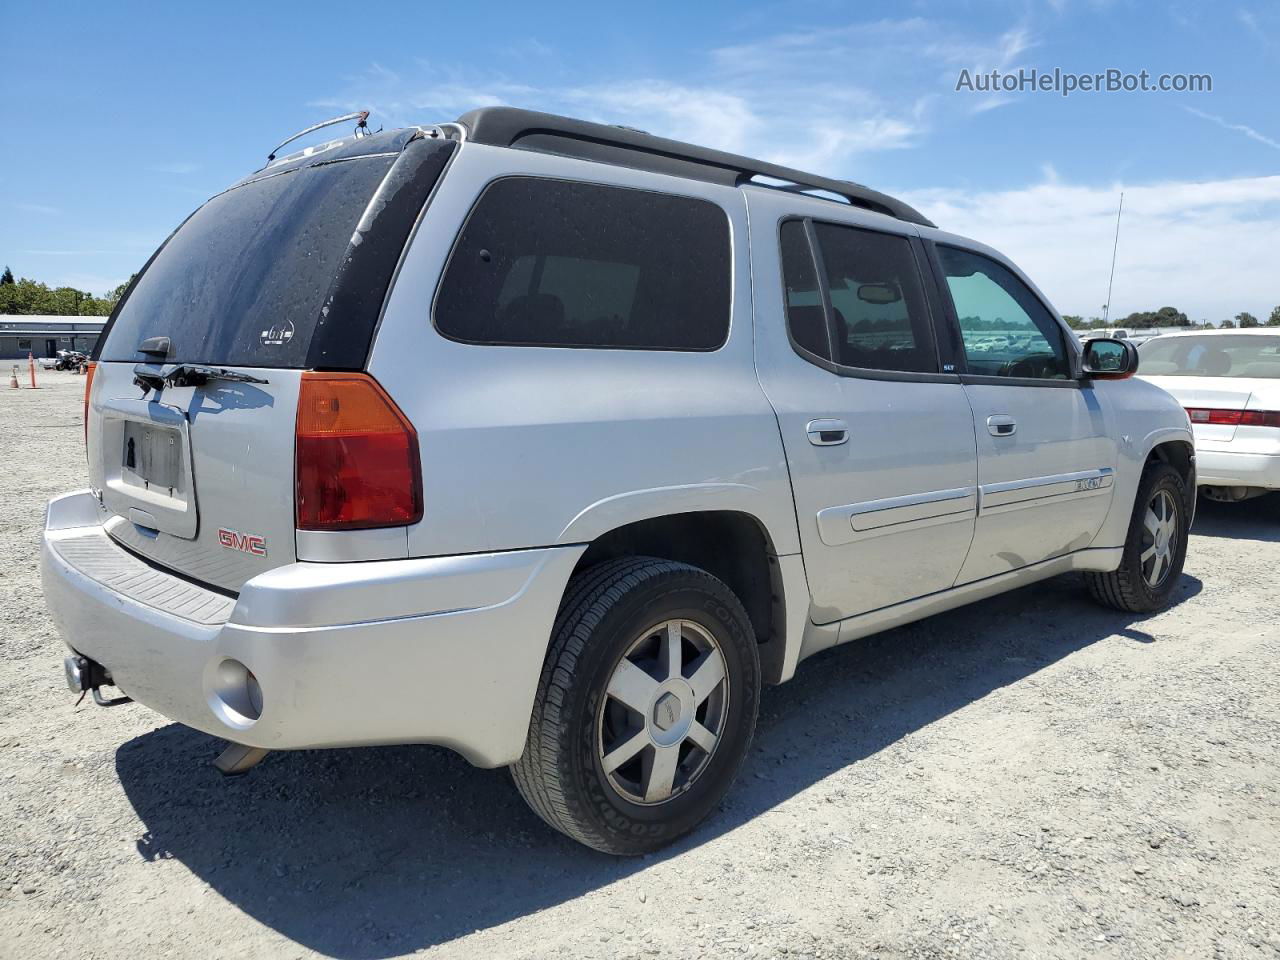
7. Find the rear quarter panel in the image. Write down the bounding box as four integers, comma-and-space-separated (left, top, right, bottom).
368, 143, 800, 560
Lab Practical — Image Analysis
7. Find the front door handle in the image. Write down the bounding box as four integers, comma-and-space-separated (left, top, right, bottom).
806, 419, 848, 446
987, 414, 1017, 437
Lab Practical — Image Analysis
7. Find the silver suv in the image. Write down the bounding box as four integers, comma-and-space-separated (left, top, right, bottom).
43, 108, 1194, 854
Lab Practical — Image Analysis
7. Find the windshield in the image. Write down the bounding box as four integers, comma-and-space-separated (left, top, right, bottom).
100, 154, 396, 368
1139, 334, 1280, 379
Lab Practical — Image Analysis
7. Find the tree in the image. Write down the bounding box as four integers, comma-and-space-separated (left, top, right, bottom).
0, 273, 121, 316
0, 266, 13, 285
1062, 314, 1086, 329
1237, 312, 1259, 328
1220, 319, 1236, 329
1119, 306, 1189, 329
108, 275, 136, 303
1267, 306, 1280, 326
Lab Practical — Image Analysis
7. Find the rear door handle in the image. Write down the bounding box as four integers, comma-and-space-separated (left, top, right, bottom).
987, 415, 1017, 437
806, 419, 848, 446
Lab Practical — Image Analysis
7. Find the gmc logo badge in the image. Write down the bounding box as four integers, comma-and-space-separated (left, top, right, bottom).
218, 528, 267, 557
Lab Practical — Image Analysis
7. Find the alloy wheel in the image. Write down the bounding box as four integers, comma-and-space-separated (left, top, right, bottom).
1140, 489, 1179, 588
596, 618, 730, 805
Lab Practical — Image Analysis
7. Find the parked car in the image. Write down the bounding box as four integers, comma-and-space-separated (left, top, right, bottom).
1138, 328, 1280, 503
43, 108, 1195, 854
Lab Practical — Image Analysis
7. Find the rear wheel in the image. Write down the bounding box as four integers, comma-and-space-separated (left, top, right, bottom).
1086, 461, 1189, 612
511, 557, 760, 855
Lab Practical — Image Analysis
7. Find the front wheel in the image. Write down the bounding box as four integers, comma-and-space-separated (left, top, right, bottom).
511, 557, 760, 855
1086, 461, 1190, 612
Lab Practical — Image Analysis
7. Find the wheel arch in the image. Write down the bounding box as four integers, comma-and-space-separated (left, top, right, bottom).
1090, 425, 1195, 551
1145, 435, 1195, 482
1144, 433, 1197, 522
569, 509, 794, 684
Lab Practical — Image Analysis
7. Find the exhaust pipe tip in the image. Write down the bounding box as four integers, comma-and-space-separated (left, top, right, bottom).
213, 742, 271, 776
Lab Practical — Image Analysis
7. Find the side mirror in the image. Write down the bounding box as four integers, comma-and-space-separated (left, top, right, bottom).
1083, 337, 1139, 380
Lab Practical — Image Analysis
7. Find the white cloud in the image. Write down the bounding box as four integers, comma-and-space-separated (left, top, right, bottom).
312, 16, 1037, 173
561, 82, 764, 155
1237, 8, 1272, 46
906, 174, 1280, 322
1183, 106, 1280, 153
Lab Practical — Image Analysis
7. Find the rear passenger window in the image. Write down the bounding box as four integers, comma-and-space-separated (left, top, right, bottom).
778, 219, 938, 374
435, 177, 730, 350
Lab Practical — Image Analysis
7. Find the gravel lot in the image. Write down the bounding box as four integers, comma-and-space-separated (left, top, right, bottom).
2, 373, 1278, 960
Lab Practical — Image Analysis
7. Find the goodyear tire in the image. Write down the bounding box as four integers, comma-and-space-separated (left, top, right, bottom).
511, 557, 760, 855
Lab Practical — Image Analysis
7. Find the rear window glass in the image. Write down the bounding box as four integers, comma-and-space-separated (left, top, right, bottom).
101, 155, 396, 367
1138, 334, 1280, 378
434, 177, 730, 350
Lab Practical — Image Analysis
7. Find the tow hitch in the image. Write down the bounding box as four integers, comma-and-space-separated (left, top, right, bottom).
64, 655, 132, 707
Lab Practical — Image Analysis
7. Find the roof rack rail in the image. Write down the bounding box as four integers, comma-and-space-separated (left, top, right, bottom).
455, 107, 935, 228
267, 110, 370, 162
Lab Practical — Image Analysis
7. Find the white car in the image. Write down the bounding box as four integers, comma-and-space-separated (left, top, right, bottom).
42, 107, 1194, 854
1138, 328, 1280, 502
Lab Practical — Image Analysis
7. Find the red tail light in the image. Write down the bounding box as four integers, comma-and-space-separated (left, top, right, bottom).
1186, 407, 1280, 428
83, 362, 97, 445
295, 372, 422, 530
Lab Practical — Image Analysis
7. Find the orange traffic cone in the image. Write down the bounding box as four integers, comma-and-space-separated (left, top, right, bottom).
9, 366, 18, 389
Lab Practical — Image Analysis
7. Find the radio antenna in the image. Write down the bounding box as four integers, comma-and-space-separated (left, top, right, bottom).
1102, 191, 1124, 325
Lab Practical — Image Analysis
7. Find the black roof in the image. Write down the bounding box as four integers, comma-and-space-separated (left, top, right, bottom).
455, 107, 935, 228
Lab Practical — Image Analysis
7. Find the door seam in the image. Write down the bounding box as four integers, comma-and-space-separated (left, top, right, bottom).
952, 383, 982, 588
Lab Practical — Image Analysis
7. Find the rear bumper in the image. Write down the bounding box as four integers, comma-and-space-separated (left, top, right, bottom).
1195, 449, 1280, 490
41, 491, 584, 767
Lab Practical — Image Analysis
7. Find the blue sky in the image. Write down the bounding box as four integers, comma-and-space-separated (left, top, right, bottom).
2, 0, 1277, 321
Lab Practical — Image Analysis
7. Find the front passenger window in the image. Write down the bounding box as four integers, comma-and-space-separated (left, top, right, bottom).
937, 246, 1070, 380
